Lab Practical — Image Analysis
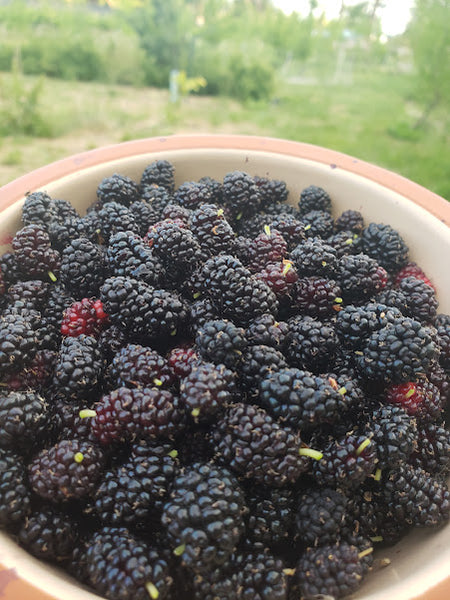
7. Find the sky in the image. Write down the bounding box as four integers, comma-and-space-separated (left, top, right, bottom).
273, 0, 415, 36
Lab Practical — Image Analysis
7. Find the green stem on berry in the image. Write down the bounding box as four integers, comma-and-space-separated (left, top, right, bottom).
304, 224, 311, 231
79, 409, 97, 419
334, 297, 343, 304
355, 438, 371, 456
48, 271, 57, 282
345, 237, 353, 245
282, 261, 292, 276
354, 351, 364, 356
173, 544, 186, 556
193, 291, 201, 299
153, 378, 163, 387
191, 408, 200, 418
170, 329, 177, 336
145, 582, 160, 599
299, 448, 323, 460
338, 386, 347, 395
321, 260, 327, 266
370, 536, 383, 543
236, 211, 243, 220
168, 450, 178, 459
373, 468, 382, 481
405, 388, 415, 399
264, 224, 271, 236
283, 568, 295, 576
74, 452, 84, 464
358, 547, 374, 559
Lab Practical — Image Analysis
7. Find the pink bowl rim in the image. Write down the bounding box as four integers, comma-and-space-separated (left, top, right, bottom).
0, 134, 449, 225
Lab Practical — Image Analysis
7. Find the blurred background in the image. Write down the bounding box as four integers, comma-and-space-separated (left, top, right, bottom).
0, 0, 448, 198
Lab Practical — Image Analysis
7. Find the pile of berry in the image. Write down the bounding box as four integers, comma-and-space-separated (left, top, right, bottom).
0, 161, 449, 600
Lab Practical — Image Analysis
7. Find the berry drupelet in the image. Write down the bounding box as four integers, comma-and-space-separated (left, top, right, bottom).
258, 367, 351, 432
356, 317, 439, 384
302, 209, 334, 239
267, 213, 306, 250
60, 298, 109, 338
395, 262, 435, 290
6, 279, 49, 310
385, 380, 443, 422
239, 344, 288, 396
166, 344, 200, 379
179, 361, 236, 422
295, 487, 349, 547
298, 184, 332, 216
141, 159, 175, 193
312, 433, 378, 489
0, 449, 32, 529
246, 313, 289, 349
364, 404, 417, 469
334, 209, 365, 234
12, 224, 60, 280
213, 402, 309, 487
246, 486, 295, 549
284, 315, 339, 373
96, 173, 140, 207
383, 464, 449, 528
189, 203, 236, 256
18, 505, 79, 563
28, 439, 106, 503
174, 180, 212, 209
0, 310, 41, 376
254, 175, 289, 208
52, 334, 104, 402
336, 253, 388, 301
0, 391, 49, 455
146, 221, 205, 273
335, 302, 403, 349
91, 387, 187, 446
255, 260, 299, 301
161, 462, 247, 572
98, 201, 140, 243
85, 527, 173, 600
92, 439, 179, 529
294, 542, 365, 599
106, 230, 166, 288
59, 237, 105, 299
22, 191, 56, 229
195, 319, 247, 369
435, 313, 450, 370
100, 276, 188, 341
107, 343, 176, 390
291, 276, 343, 317
290, 237, 338, 277
361, 222, 409, 273
221, 170, 261, 220
410, 422, 450, 476
396, 276, 438, 323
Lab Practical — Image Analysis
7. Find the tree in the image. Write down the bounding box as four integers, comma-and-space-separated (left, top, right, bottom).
408, 0, 450, 128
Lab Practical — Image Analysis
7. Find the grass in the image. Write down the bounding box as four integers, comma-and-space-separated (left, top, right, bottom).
0, 70, 449, 199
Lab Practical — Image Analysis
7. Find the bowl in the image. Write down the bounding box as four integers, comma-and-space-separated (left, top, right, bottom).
0, 134, 449, 600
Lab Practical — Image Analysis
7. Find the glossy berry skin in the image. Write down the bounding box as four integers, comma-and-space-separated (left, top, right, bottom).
161, 462, 247, 572
291, 276, 343, 317
284, 315, 339, 374
295, 543, 365, 600
221, 170, 261, 220
0, 391, 49, 454
166, 345, 200, 378
107, 344, 176, 390
246, 314, 288, 349
395, 262, 435, 290
180, 361, 236, 421
195, 319, 247, 369
213, 402, 309, 487
60, 298, 109, 337
290, 238, 338, 277
384, 464, 449, 528
336, 253, 388, 301
86, 527, 173, 600
255, 260, 299, 299
141, 159, 175, 192
385, 381, 443, 422
334, 209, 365, 234
248, 228, 288, 272
296, 487, 349, 547
356, 317, 439, 384
96, 173, 140, 206
361, 222, 409, 273
0, 449, 31, 528
313, 433, 378, 489
59, 238, 106, 299
91, 387, 187, 445
28, 439, 106, 503
12, 224, 60, 279
298, 184, 332, 216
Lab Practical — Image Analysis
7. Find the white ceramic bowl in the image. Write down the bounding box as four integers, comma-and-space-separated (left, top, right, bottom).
0, 135, 449, 600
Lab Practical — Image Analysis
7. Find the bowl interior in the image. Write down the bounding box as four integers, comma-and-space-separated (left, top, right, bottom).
0, 142, 449, 600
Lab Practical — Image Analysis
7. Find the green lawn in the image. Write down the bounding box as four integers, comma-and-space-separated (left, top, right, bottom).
0, 70, 448, 199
